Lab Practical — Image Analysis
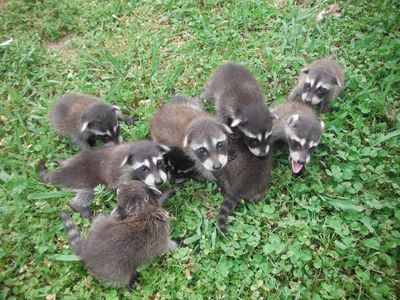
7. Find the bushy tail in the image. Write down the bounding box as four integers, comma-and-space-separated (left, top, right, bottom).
59, 212, 83, 256
37, 160, 52, 183
217, 193, 241, 235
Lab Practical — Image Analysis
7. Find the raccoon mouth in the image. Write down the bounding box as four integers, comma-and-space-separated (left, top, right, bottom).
291, 160, 304, 174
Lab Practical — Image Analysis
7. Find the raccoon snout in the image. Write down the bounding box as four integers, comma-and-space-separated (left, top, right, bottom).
155, 179, 164, 186
297, 159, 307, 165
213, 162, 222, 170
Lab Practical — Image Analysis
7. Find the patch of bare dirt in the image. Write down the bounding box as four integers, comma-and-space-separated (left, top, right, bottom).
44, 36, 77, 61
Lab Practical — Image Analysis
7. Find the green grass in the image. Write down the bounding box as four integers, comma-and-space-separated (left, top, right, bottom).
1, 0, 399, 298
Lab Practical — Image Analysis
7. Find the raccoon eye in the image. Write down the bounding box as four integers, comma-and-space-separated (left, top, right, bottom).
198, 147, 207, 154
248, 138, 259, 147
140, 166, 148, 172
157, 159, 163, 166
293, 142, 301, 150
317, 87, 327, 94
309, 146, 316, 152
304, 82, 311, 90
216, 141, 224, 150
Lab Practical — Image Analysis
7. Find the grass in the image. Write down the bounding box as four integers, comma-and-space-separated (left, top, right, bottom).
1, 0, 399, 298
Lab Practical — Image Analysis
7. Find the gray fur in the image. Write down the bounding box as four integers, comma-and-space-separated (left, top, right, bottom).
205, 62, 276, 157
288, 58, 344, 113
214, 135, 274, 234
59, 181, 176, 288
150, 95, 230, 182
271, 101, 324, 174
37, 141, 169, 218
50, 93, 133, 149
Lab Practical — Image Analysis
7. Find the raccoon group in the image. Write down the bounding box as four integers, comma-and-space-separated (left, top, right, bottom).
37, 57, 344, 288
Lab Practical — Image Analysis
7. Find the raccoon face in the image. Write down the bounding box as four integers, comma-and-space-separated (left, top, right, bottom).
285, 114, 324, 173
300, 67, 341, 104
81, 104, 122, 144
229, 108, 276, 157
121, 144, 170, 187
183, 120, 230, 171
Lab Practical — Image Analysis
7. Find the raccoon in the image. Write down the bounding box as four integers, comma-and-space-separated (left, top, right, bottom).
214, 135, 274, 234
271, 100, 324, 174
150, 95, 232, 182
288, 58, 344, 113
50, 93, 134, 149
59, 180, 177, 289
205, 62, 277, 157
37, 141, 170, 218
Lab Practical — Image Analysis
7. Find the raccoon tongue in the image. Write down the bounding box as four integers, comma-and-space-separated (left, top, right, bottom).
291, 160, 304, 174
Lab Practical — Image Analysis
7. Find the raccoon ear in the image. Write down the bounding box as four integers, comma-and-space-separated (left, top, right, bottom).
271, 112, 279, 120
230, 118, 245, 128
221, 124, 233, 134
121, 154, 133, 167
112, 105, 120, 112
301, 67, 310, 74
320, 121, 325, 130
158, 144, 171, 153
332, 76, 341, 87
183, 133, 190, 148
287, 114, 299, 127
114, 206, 127, 220
81, 121, 90, 132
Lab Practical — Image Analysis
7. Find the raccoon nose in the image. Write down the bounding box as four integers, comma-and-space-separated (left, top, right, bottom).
155, 179, 164, 186
298, 159, 307, 165
213, 162, 222, 170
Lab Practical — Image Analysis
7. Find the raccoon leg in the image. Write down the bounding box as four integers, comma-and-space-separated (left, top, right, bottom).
217, 194, 240, 235
69, 189, 94, 219
320, 100, 331, 114
157, 189, 176, 206
128, 271, 138, 290
287, 85, 303, 102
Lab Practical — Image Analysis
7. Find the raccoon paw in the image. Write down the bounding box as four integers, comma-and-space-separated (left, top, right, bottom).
69, 204, 92, 220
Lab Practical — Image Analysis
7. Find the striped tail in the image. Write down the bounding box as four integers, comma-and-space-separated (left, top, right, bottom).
217, 193, 241, 235
59, 212, 83, 256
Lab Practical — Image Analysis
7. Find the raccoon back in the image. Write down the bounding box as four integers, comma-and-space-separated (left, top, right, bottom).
80, 208, 170, 286
150, 103, 209, 147
50, 94, 101, 136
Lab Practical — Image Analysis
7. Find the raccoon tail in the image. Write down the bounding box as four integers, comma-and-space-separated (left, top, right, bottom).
217, 192, 241, 235
59, 212, 83, 256
37, 160, 52, 183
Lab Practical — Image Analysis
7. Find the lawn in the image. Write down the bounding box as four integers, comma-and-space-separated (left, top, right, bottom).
1, 0, 399, 299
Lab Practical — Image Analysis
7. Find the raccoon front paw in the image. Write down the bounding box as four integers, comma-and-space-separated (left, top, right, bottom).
69, 204, 92, 220
124, 117, 136, 125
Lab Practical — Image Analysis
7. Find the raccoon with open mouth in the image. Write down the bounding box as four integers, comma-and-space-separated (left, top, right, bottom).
271, 100, 324, 174
59, 180, 177, 289
50, 93, 134, 149
205, 62, 276, 157
37, 141, 170, 218
150, 95, 232, 182
288, 58, 344, 113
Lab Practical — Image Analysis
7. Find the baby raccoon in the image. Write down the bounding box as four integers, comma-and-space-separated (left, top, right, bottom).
50, 93, 134, 149
60, 180, 177, 289
150, 95, 232, 182
37, 141, 170, 218
271, 100, 324, 174
214, 135, 274, 234
288, 58, 344, 113
205, 62, 277, 157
